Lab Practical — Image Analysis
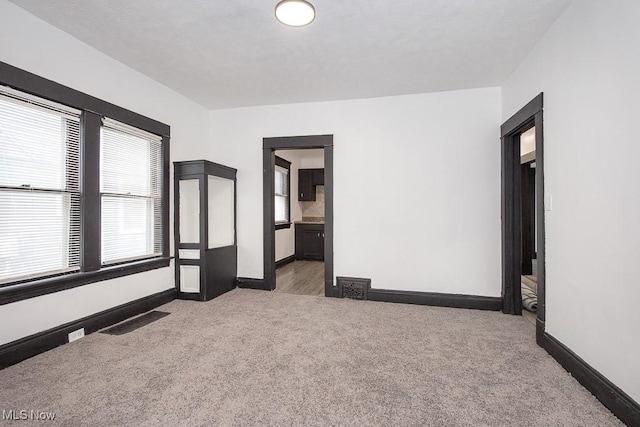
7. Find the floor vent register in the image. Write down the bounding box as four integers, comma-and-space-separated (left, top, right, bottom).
337, 277, 371, 300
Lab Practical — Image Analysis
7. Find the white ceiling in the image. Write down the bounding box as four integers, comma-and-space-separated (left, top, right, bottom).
8, 0, 571, 110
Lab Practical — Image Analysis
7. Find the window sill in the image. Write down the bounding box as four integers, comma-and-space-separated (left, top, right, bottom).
0, 257, 171, 306
275, 222, 291, 230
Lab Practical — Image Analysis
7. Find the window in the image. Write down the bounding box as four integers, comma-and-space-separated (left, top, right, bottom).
0, 61, 170, 304
100, 119, 163, 264
0, 88, 81, 284
274, 156, 291, 230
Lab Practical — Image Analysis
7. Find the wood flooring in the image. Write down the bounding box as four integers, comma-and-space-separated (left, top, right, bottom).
275, 260, 324, 296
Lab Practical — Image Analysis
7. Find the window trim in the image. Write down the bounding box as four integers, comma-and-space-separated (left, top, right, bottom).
0, 61, 170, 306
274, 155, 291, 230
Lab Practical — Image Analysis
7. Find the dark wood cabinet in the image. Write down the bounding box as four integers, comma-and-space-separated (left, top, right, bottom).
295, 223, 324, 261
312, 168, 324, 185
174, 160, 237, 302
298, 168, 324, 201
298, 169, 314, 201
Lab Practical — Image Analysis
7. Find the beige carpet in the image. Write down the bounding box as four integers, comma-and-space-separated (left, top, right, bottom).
0, 289, 622, 426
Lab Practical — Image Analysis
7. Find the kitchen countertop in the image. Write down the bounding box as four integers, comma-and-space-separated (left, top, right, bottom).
295, 218, 325, 225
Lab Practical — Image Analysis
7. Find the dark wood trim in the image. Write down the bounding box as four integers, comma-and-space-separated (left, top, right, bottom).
501, 129, 522, 315
236, 278, 269, 290
0, 289, 175, 369
199, 175, 208, 295
263, 134, 333, 149
536, 318, 545, 344
275, 222, 291, 230
323, 146, 336, 297
173, 160, 237, 181
367, 289, 502, 311
274, 156, 291, 168
539, 332, 640, 426
534, 111, 546, 322
80, 111, 102, 272
263, 136, 335, 297
161, 135, 171, 258
173, 162, 181, 295
0, 61, 169, 137
178, 243, 201, 250
501, 93, 543, 137
501, 93, 544, 317
0, 258, 170, 306
263, 149, 277, 291
275, 255, 295, 270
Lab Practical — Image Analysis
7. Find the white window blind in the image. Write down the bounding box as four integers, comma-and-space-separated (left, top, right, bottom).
100, 118, 162, 264
275, 165, 289, 223
0, 87, 81, 284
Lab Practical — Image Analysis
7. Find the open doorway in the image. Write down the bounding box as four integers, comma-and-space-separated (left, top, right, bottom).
519, 127, 538, 326
500, 93, 546, 340
262, 135, 335, 297
274, 148, 325, 296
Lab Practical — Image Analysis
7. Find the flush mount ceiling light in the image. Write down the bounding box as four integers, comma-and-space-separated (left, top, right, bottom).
275, 0, 316, 27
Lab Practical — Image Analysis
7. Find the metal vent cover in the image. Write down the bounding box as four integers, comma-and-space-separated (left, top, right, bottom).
101, 311, 170, 336
337, 276, 371, 300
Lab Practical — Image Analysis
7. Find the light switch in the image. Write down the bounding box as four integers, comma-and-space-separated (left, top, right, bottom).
545, 194, 553, 211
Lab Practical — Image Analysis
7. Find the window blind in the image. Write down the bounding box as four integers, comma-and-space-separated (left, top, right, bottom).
274, 165, 289, 223
100, 118, 162, 264
0, 87, 81, 284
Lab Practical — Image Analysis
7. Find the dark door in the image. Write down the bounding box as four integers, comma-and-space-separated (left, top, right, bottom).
298, 169, 314, 201
312, 168, 324, 185
302, 229, 323, 260
521, 162, 536, 275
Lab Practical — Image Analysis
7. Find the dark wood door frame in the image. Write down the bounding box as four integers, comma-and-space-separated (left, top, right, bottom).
262, 135, 336, 297
501, 93, 546, 337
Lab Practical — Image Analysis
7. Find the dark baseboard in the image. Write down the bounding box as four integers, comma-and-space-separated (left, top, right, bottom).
236, 277, 269, 291
275, 255, 295, 270
0, 288, 175, 369
536, 318, 545, 344
540, 331, 640, 426
367, 288, 502, 311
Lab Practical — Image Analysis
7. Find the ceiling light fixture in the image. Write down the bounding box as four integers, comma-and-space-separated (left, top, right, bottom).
275, 0, 316, 27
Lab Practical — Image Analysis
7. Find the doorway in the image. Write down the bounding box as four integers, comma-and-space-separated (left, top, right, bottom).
262, 135, 335, 297
500, 93, 546, 340
520, 127, 538, 326
274, 148, 325, 296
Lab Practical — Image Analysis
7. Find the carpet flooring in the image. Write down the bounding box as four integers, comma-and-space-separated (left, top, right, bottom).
0, 289, 622, 426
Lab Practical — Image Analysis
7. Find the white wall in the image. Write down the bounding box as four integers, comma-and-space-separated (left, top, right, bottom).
298, 150, 324, 169
209, 87, 502, 296
0, 1, 209, 345
502, 0, 640, 402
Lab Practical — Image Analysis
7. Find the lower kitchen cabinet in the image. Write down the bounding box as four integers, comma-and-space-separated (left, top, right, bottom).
295, 223, 324, 261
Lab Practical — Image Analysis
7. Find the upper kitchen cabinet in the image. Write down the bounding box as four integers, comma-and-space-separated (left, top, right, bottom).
298, 168, 324, 201
312, 168, 324, 185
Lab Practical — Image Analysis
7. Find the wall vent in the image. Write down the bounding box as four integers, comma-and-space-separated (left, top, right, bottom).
337, 277, 371, 300
101, 311, 170, 336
